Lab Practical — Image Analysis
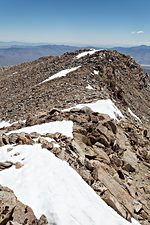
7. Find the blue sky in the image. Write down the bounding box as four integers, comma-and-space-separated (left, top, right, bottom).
0, 0, 149, 46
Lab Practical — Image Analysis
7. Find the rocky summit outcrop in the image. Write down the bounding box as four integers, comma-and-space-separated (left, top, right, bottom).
0, 49, 150, 225
0, 185, 50, 225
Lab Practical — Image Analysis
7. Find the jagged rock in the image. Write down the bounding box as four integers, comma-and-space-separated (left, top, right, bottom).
96, 125, 109, 138
41, 141, 53, 150
26, 115, 38, 126
122, 163, 136, 173
2, 135, 9, 145
78, 168, 93, 184
95, 163, 134, 217
102, 191, 130, 220
90, 114, 99, 123
0, 185, 17, 224
0, 136, 4, 146
8, 134, 19, 144
0, 161, 13, 171
30, 132, 41, 138
91, 180, 107, 194
94, 142, 105, 148
71, 140, 85, 158
110, 154, 123, 167
122, 149, 138, 171
0, 185, 49, 225
84, 146, 97, 159
80, 106, 93, 115
104, 120, 117, 134
69, 108, 81, 113
16, 133, 33, 145
133, 200, 143, 213
98, 136, 110, 147
93, 146, 110, 164
48, 108, 61, 115
137, 147, 150, 162
15, 162, 24, 169
11, 201, 37, 225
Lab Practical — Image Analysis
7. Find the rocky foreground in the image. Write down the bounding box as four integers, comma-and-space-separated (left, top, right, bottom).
0, 49, 150, 225
0, 106, 150, 225
0, 185, 50, 225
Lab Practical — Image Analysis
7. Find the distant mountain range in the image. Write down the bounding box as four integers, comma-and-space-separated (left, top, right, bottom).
0, 44, 80, 66
0, 42, 150, 67
112, 45, 150, 66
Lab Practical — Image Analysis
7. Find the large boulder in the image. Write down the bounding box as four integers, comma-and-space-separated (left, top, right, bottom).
0, 185, 49, 225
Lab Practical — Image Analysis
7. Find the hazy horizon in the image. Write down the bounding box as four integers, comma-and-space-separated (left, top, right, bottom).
0, 0, 150, 46
0, 40, 150, 49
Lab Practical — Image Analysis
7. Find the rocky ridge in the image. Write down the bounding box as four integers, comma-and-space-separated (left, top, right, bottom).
0, 107, 150, 225
0, 49, 149, 122
0, 49, 150, 225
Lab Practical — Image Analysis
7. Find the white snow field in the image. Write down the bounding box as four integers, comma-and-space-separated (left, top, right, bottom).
41, 66, 80, 83
0, 144, 139, 225
64, 99, 124, 120
0, 120, 11, 128
7, 120, 73, 138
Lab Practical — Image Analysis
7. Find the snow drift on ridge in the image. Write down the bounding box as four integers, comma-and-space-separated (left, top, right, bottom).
0, 144, 139, 225
41, 66, 80, 83
64, 99, 124, 120
76, 49, 99, 59
7, 120, 73, 137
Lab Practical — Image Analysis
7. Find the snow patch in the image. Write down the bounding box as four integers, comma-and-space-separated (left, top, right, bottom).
76, 49, 99, 59
41, 66, 80, 83
0, 144, 140, 225
0, 120, 11, 129
86, 84, 94, 90
64, 99, 123, 120
0, 120, 26, 129
93, 70, 99, 75
42, 137, 55, 142
128, 108, 141, 122
7, 120, 73, 138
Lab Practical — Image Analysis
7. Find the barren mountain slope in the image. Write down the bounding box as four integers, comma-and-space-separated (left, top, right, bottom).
0, 49, 149, 122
